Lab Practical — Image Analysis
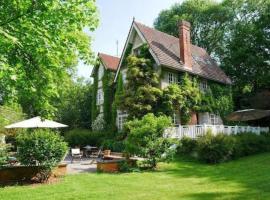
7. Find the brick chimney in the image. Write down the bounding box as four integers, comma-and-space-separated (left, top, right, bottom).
179, 20, 192, 69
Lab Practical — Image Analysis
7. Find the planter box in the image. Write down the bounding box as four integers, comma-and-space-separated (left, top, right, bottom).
0, 164, 67, 184
97, 159, 124, 173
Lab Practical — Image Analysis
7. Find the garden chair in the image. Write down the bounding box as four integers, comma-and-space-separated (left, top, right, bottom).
71, 148, 83, 163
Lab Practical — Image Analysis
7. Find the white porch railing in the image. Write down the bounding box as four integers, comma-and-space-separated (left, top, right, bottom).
164, 125, 269, 139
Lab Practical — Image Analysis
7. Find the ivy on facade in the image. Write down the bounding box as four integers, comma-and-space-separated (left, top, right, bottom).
102, 69, 115, 129
91, 62, 99, 122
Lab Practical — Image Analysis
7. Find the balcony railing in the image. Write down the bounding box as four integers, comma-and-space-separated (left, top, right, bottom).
164, 125, 269, 139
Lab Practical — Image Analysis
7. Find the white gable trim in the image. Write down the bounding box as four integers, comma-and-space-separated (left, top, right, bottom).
114, 21, 161, 83
133, 24, 161, 66
114, 21, 135, 82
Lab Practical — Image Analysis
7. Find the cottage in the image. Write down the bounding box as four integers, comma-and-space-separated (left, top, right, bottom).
112, 20, 231, 129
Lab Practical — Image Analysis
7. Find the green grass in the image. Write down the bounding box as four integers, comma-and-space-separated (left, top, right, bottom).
1, 153, 270, 200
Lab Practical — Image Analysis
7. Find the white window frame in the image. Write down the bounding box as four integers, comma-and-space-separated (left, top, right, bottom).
96, 89, 104, 105
117, 111, 128, 130
168, 72, 179, 85
122, 69, 127, 84
172, 112, 180, 126
210, 114, 219, 125
98, 65, 104, 81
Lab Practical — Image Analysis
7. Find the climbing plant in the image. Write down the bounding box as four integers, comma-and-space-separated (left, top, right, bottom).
120, 55, 162, 119
91, 62, 99, 123
200, 82, 233, 122
102, 69, 115, 129
112, 73, 124, 129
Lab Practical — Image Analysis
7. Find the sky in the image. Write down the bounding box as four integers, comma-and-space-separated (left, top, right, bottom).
77, 0, 183, 79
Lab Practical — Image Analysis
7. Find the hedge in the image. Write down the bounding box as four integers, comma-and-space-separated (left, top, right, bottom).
178, 132, 270, 164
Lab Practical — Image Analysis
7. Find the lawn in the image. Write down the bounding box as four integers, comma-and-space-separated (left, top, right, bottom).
1, 153, 270, 200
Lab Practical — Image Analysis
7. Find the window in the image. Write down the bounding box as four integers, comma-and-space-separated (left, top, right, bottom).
122, 69, 127, 84
117, 111, 128, 130
172, 112, 180, 125
133, 48, 141, 56
168, 72, 179, 84
200, 80, 208, 92
96, 89, 104, 105
210, 114, 219, 125
98, 65, 104, 80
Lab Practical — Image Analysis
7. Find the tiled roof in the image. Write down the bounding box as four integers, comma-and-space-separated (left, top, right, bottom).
98, 53, 120, 71
134, 22, 231, 84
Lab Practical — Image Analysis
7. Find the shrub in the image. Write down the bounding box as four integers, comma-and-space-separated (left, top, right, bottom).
178, 137, 197, 155
16, 129, 68, 182
124, 113, 172, 169
64, 129, 106, 147
196, 132, 236, 164
102, 139, 125, 152
0, 143, 9, 166
233, 133, 269, 158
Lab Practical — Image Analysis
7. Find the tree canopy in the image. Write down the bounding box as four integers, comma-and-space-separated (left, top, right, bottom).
0, 0, 99, 117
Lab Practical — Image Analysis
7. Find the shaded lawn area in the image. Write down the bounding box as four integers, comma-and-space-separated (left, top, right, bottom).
1, 153, 270, 200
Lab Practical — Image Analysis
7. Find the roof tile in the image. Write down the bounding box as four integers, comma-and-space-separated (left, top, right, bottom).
134, 22, 231, 84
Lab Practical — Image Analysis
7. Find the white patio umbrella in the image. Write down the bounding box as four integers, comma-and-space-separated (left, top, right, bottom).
5, 116, 68, 129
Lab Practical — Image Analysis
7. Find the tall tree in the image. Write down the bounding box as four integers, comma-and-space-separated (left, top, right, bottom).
0, 0, 99, 117
154, 0, 232, 56
57, 78, 93, 129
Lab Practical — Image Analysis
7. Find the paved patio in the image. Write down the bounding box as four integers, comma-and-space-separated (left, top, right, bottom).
62, 155, 99, 174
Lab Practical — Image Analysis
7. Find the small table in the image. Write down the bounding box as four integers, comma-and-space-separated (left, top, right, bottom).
83, 146, 98, 158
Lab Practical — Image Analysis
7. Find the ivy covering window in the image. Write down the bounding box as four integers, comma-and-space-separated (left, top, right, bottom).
117, 111, 128, 130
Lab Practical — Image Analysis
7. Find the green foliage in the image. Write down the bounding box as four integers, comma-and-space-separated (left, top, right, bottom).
179, 132, 270, 164
91, 63, 99, 121
0, 103, 25, 138
233, 133, 270, 158
160, 84, 183, 116
200, 82, 233, 121
102, 70, 115, 129
178, 136, 197, 155
17, 129, 67, 167
124, 113, 172, 169
112, 73, 124, 127
102, 139, 125, 152
154, 0, 270, 109
154, 0, 230, 55
57, 78, 92, 129
0, 1, 99, 117
0, 142, 10, 166
196, 132, 236, 163
64, 129, 106, 148
119, 54, 162, 119
180, 74, 201, 124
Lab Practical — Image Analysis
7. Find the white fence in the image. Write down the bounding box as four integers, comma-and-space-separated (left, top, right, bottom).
165, 125, 270, 139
